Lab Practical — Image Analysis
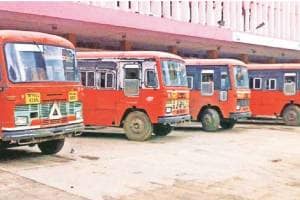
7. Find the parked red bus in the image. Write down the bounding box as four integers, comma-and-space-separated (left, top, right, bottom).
248, 63, 300, 125
186, 59, 251, 131
0, 30, 83, 154
77, 51, 190, 141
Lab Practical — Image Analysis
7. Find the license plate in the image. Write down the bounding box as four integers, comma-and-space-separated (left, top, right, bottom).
68, 91, 78, 102
25, 93, 41, 104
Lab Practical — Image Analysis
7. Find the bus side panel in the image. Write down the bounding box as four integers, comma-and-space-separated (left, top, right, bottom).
83, 88, 119, 126
114, 89, 166, 126
190, 90, 236, 120
250, 90, 300, 117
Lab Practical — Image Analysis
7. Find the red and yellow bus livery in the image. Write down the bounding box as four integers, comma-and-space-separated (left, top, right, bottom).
248, 63, 300, 126
0, 30, 83, 154
186, 59, 251, 131
78, 51, 190, 141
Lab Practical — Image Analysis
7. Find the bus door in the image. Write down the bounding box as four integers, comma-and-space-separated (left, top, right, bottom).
122, 62, 141, 97
219, 70, 230, 102
201, 70, 214, 96
283, 73, 296, 96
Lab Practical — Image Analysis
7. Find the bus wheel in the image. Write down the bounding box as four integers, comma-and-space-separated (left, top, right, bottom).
220, 119, 236, 130
283, 105, 300, 126
38, 139, 65, 155
200, 108, 220, 132
153, 124, 173, 136
124, 111, 153, 141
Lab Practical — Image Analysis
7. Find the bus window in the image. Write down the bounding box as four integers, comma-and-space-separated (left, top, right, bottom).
87, 72, 95, 87
145, 69, 158, 88
220, 71, 230, 90
253, 78, 262, 89
97, 71, 115, 89
201, 70, 214, 96
81, 72, 86, 86
284, 73, 296, 95
187, 76, 193, 89
124, 64, 140, 96
266, 78, 277, 90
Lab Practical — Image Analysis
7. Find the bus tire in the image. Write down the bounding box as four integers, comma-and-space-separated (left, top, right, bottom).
38, 139, 65, 155
124, 111, 153, 141
153, 124, 173, 136
200, 108, 220, 132
220, 119, 236, 130
282, 105, 300, 126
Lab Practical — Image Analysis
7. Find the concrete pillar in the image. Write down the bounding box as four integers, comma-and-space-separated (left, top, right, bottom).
199, 1, 206, 25
191, 1, 199, 24
268, 2, 275, 37
168, 46, 178, 55
243, 2, 250, 31
267, 57, 276, 64
223, 1, 230, 28
162, 1, 171, 19
239, 54, 249, 64
207, 50, 219, 59
64, 33, 77, 47
120, 40, 132, 51
151, 1, 161, 17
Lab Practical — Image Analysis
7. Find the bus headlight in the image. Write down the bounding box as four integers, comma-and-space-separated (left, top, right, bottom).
236, 105, 241, 110
15, 116, 28, 126
75, 111, 82, 119
165, 107, 172, 114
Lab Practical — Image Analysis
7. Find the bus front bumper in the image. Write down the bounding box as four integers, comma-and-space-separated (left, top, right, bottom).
1, 122, 84, 145
158, 114, 191, 125
229, 111, 251, 120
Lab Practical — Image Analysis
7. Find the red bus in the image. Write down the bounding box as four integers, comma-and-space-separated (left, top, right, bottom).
186, 59, 251, 131
0, 30, 83, 154
248, 63, 300, 125
77, 51, 190, 141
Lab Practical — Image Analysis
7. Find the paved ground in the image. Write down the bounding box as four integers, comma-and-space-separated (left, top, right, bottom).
0, 123, 299, 200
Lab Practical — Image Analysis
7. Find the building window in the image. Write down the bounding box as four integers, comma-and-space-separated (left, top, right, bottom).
187, 76, 193, 89
253, 78, 262, 89
266, 78, 276, 90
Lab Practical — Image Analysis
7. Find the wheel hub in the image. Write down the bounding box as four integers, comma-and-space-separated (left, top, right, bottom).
287, 110, 297, 121
129, 118, 144, 134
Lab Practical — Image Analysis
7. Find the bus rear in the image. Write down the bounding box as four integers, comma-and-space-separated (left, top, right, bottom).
0, 30, 83, 154
186, 59, 251, 131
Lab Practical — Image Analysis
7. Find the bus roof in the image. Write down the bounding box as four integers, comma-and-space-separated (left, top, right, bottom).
77, 51, 183, 61
248, 63, 300, 70
0, 30, 74, 49
185, 58, 246, 67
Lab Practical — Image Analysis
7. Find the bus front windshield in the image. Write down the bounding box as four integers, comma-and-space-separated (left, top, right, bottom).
162, 60, 187, 87
5, 43, 79, 83
233, 65, 249, 88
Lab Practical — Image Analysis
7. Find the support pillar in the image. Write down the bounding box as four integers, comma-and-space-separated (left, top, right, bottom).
168, 46, 178, 55
120, 40, 132, 51
64, 33, 77, 47
239, 54, 249, 64
207, 50, 219, 59
267, 57, 276, 63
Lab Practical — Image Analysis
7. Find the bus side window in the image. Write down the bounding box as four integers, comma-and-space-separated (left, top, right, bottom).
187, 76, 193, 89
253, 78, 262, 89
145, 70, 158, 88
201, 71, 214, 96
220, 71, 229, 90
284, 73, 296, 95
249, 77, 253, 89
266, 78, 276, 90
87, 72, 95, 87
81, 71, 86, 86
97, 71, 115, 89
